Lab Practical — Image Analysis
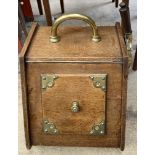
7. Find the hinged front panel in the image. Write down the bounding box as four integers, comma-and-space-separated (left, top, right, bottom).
41, 74, 107, 136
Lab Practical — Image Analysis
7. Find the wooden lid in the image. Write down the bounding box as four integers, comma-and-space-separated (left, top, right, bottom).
25, 23, 127, 63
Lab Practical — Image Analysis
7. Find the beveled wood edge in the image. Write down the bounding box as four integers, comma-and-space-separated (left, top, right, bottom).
19, 57, 31, 149
19, 22, 38, 58
19, 22, 38, 149
115, 22, 128, 151
120, 57, 128, 151
26, 58, 124, 63
32, 143, 120, 148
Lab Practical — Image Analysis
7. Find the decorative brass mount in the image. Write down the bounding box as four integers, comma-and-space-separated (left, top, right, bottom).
90, 74, 107, 91
90, 121, 105, 135
41, 74, 58, 90
50, 13, 101, 43
43, 120, 59, 134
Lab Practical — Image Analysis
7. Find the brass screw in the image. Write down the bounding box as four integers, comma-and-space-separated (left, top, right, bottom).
102, 86, 106, 91
54, 129, 58, 133
95, 82, 101, 87
90, 76, 94, 79
44, 120, 48, 124
48, 81, 53, 87
42, 76, 46, 80
95, 125, 99, 130
102, 77, 105, 80
90, 130, 93, 134
44, 129, 48, 132
50, 125, 54, 129
101, 122, 104, 125
53, 75, 58, 79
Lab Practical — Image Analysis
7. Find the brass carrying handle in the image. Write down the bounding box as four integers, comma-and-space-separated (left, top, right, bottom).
50, 14, 101, 43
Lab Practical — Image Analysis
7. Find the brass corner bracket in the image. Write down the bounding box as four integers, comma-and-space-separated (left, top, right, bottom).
90, 74, 107, 91
41, 74, 58, 90
43, 119, 59, 135
90, 121, 105, 136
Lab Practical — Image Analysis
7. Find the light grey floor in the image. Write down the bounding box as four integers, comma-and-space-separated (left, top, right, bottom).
19, 0, 137, 154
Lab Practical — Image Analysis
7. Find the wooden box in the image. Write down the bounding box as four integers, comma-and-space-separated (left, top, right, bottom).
20, 15, 128, 151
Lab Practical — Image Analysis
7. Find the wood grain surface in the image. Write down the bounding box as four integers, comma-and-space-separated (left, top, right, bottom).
42, 74, 106, 135
26, 26, 124, 62
26, 63, 122, 147
115, 22, 128, 150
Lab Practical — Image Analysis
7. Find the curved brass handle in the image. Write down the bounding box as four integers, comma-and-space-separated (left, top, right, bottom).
50, 14, 101, 43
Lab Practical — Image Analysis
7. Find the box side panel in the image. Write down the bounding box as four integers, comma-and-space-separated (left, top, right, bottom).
115, 22, 128, 150
26, 63, 123, 148
120, 58, 128, 150
20, 57, 31, 149
19, 23, 38, 149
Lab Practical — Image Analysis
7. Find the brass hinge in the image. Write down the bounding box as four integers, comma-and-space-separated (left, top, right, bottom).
90, 74, 107, 91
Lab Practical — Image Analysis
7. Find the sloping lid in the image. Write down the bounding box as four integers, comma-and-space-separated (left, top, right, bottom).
26, 25, 126, 63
